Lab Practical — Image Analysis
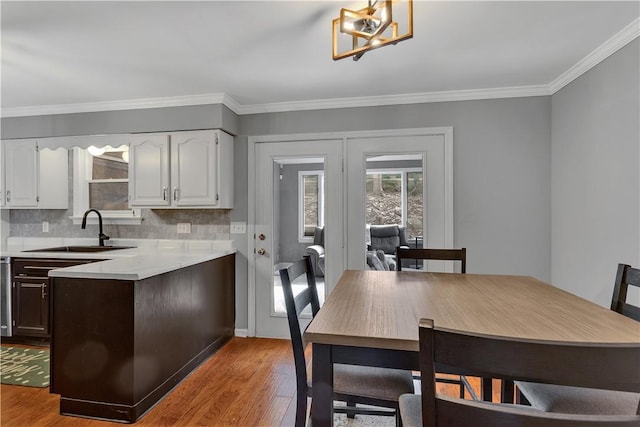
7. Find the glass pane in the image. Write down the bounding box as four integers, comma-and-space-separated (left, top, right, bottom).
366, 173, 402, 225
273, 158, 326, 316
303, 175, 319, 236
89, 182, 129, 210
92, 152, 128, 180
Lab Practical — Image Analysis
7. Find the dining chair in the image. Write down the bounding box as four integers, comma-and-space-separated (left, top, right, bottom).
279, 256, 415, 427
611, 263, 640, 321
398, 318, 640, 427
515, 263, 640, 416
395, 247, 470, 400
395, 248, 466, 273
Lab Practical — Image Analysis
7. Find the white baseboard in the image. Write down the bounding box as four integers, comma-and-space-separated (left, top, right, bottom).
234, 328, 249, 337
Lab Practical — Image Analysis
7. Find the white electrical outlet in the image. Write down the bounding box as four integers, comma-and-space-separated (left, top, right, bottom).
230, 222, 246, 234
42, 221, 49, 233
177, 223, 191, 234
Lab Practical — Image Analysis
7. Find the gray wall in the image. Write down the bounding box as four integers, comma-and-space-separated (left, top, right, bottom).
240, 96, 553, 276
551, 39, 640, 306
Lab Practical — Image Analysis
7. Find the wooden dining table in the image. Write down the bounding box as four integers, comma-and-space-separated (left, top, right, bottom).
303, 270, 640, 427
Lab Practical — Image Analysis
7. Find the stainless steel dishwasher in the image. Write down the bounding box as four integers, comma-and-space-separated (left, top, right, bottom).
1, 256, 12, 337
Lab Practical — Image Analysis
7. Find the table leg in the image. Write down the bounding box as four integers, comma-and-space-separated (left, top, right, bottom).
311, 343, 334, 427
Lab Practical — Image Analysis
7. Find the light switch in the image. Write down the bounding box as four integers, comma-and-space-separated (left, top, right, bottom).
230, 222, 246, 234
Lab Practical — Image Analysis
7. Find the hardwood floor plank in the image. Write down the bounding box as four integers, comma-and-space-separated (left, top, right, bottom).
1, 337, 503, 427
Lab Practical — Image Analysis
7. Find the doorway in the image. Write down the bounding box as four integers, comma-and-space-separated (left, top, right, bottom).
248, 128, 453, 338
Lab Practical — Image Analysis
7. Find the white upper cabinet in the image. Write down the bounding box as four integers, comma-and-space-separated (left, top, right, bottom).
129, 130, 233, 209
1, 139, 68, 209
129, 134, 171, 206
38, 147, 69, 209
0, 141, 5, 208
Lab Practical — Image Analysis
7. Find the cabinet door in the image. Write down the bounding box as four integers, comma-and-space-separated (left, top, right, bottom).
38, 148, 69, 209
4, 140, 38, 207
13, 277, 49, 337
0, 141, 5, 208
129, 134, 170, 206
171, 131, 218, 206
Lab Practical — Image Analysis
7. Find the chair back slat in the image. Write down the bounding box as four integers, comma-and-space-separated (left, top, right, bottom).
279, 256, 319, 405
418, 319, 640, 427
612, 263, 640, 321
396, 248, 466, 273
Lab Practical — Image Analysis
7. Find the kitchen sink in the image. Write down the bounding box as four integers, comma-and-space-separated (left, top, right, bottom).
22, 246, 136, 253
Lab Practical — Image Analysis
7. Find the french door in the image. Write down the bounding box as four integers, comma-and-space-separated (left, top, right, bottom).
250, 139, 344, 339
248, 128, 452, 338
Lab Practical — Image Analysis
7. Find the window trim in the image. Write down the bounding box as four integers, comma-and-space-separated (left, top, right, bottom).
298, 170, 325, 243
71, 147, 142, 225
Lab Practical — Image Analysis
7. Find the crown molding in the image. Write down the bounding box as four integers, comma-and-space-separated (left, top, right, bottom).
1, 18, 638, 118
1, 93, 229, 118
234, 85, 551, 115
549, 17, 639, 94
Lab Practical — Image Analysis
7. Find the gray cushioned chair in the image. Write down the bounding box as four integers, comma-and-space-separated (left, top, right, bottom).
279, 256, 415, 427
368, 225, 409, 271
514, 263, 640, 417
305, 226, 325, 277
399, 318, 640, 427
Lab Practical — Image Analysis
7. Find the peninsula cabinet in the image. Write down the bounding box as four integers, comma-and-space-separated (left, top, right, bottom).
0, 139, 69, 209
129, 130, 233, 208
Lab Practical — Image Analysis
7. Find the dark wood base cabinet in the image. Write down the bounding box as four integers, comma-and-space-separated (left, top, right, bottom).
50, 254, 235, 423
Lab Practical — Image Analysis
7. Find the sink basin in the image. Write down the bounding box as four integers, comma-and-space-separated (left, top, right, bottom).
23, 246, 136, 253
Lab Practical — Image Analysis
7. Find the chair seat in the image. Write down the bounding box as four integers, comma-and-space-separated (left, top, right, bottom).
399, 393, 547, 426
516, 381, 640, 415
308, 363, 415, 402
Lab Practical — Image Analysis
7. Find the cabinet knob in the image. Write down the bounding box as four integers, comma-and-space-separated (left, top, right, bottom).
256, 248, 266, 256
163, 187, 168, 201
6, 190, 10, 202
258, 233, 266, 241
173, 188, 178, 201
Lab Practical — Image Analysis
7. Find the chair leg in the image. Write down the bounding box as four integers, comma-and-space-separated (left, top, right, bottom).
459, 375, 465, 398
296, 392, 308, 427
346, 400, 356, 419
395, 404, 403, 427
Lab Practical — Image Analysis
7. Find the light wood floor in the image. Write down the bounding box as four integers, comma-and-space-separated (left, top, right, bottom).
1, 337, 499, 427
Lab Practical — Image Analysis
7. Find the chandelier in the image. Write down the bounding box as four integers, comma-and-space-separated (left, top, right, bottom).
332, 0, 413, 61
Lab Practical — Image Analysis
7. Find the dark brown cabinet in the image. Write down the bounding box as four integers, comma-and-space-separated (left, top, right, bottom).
11, 258, 97, 338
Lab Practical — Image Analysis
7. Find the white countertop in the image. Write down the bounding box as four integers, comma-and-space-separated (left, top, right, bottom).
2, 237, 236, 280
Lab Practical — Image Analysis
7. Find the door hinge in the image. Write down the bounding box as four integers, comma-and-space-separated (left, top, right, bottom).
216, 194, 219, 201
215, 135, 219, 145
36, 195, 40, 202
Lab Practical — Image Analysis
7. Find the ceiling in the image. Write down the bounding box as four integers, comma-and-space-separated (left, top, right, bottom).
1, 1, 639, 117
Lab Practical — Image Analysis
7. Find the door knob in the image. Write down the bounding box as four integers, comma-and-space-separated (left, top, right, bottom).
257, 248, 266, 255
258, 233, 266, 241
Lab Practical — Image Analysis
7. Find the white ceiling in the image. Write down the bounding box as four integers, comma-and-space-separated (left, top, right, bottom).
1, 1, 639, 117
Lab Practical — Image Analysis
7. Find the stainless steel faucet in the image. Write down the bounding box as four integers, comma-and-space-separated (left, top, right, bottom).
81, 209, 110, 246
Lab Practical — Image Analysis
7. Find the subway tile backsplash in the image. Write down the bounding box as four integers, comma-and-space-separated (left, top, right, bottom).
10, 208, 231, 240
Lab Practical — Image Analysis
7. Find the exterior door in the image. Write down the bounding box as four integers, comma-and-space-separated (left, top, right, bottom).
252, 139, 343, 339
346, 129, 453, 270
